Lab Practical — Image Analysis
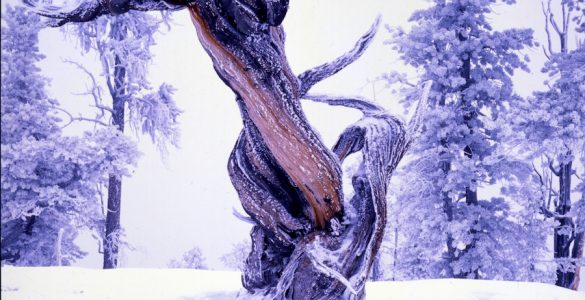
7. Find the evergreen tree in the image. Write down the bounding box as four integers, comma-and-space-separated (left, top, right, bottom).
168, 246, 207, 269
68, 11, 181, 268
385, 0, 552, 281
220, 239, 251, 271
509, 0, 585, 289
1, 6, 138, 266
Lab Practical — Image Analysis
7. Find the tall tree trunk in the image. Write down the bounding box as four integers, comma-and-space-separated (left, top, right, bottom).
441, 159, 456, 278
455, 26, 479, 279
55, 228, 64, 266
554, 159, 575, 288
570, 231, 584, 290
103, 18, 127, 269
539, 3, 581, 288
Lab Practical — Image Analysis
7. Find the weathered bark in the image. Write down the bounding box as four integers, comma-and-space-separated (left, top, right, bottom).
189, 3, 429, 297
189, 3, 344, 229
103, 17, 127, 269
25, 0, 429, 297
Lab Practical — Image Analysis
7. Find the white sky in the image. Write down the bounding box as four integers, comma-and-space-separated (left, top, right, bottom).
3, 0, 578, 270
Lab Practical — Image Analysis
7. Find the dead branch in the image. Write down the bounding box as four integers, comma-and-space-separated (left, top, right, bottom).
23, 0, 184, 26
297, 17, 380, 97
52, 105, 110, 128
63, 59, 113, 118
302, 94, 385, 116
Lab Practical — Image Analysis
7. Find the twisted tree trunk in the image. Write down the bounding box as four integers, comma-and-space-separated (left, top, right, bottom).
25, 0, 430, 297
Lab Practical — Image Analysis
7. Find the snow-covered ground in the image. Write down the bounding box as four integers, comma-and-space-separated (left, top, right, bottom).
1, 267, 583, 300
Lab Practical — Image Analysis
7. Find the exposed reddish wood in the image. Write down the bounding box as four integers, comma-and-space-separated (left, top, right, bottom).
24, 1, 428, 297
188, 6, 342, 228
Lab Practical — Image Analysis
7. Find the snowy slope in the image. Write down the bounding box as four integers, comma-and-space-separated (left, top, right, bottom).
1, 267, 583, 300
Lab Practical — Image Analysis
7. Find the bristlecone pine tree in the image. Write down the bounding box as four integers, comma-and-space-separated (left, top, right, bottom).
24, 0, 430, 298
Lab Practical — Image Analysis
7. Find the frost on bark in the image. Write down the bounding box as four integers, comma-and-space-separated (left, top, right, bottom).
25, 0, 429, 297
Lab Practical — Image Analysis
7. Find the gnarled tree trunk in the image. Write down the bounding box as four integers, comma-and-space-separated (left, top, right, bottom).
25, 0, 430, 298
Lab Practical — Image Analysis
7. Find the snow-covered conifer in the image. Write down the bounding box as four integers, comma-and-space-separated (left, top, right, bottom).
1, 6, 138, 266
61, 11, 183, 268
385, 0, 552, 282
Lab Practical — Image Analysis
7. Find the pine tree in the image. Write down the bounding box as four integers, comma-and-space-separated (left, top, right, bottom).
168, 246, 207, 269
67, 11, 181, 268
510, 0, 585, 289
386, 0, 552, 281
1, 6, 138, 266
220, 239, 251, 271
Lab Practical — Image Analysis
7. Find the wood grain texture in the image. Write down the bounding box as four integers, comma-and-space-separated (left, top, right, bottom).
24, 1, 429, 297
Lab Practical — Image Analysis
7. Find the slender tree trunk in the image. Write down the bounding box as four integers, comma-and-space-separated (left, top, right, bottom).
103, 18, 127, 269
55, 228, 64, 266
392, 227, 398, 281
570, 231, 584, 290
441, 161, 456, 278
438, 94, 456, 278
456, 26, 480, 279
554, 159, 575, 288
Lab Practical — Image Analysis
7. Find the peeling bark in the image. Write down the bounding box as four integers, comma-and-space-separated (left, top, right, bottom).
189, 3, 344, 229
24, 1, 429, 298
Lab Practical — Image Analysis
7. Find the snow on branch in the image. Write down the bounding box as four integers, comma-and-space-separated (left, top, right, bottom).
406, 80, 432, 143
302, 94, 385, 116
22, 0, 183, 26
297, 16, 380, 96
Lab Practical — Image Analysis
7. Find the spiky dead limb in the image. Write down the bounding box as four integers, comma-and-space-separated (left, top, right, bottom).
24, 0, 430, 298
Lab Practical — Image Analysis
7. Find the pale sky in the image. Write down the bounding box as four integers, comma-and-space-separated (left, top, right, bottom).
4, 0, 572, 269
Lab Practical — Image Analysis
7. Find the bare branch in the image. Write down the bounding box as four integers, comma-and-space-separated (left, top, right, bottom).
533, 162, 545, 185
96, 183, 106, 217
539, 206, 575, 220
562, 2, 571, 46
63, 59, 113, 118
232, 208, 255, 225
542, 45, 551, 60
548, 156, 561, 176
52, 105, 110, 128
96, 41, 116, 98
302, 94, 384, 116
562, 1, 567, 34
534, 161, 557, 215
90, 104, 114, 113
548, 0, 563, 36
406, 80, 432, 142
542, 1, 555, 57
547, 173, 554, 210
297, 16, 380, 96
23, 0, 184, 27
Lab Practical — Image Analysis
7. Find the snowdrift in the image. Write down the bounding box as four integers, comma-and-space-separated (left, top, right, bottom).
1, 266, 582, 300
